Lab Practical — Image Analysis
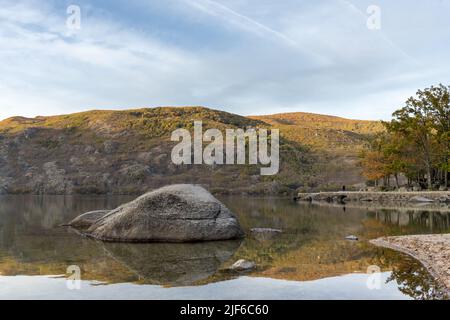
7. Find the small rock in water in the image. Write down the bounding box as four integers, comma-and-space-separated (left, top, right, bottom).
250, 228, 283, 241
345, 235, 359, 241
251, 228, 282, 235
250, 228, 283, 233
229, 259, 256, 271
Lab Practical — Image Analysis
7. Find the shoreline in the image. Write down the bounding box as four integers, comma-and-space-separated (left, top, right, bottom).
306, 200, 450, 213
370, 234, 450, 296
296, 191, 450, 204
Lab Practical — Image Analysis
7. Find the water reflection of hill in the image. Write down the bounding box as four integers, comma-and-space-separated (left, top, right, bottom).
219, 197, 449, 299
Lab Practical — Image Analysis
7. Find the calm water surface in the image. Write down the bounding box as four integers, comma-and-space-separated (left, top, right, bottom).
0, 195, 449, 300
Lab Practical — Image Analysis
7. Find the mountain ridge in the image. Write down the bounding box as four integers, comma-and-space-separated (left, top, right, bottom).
0, 108, 380, 126
0, 107, 383, 195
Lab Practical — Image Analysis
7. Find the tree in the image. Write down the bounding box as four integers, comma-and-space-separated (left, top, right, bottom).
423, 84, 450, 187
361, 84, 449, 190
387, 85, 448, 189
361, 133, 392, 187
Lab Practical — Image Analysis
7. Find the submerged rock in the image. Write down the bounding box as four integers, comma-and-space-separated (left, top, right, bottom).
74, 184, 245, 242
251, 228, 282, 234
410, 196, 435, 203
250, 228, 283, 241
65, 210, 110, 230
228, 259, 256, 271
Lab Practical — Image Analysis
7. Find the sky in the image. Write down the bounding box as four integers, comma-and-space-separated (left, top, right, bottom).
0, 0, 449, 121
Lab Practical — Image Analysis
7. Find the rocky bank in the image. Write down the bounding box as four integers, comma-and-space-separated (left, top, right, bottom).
296, 191, 450, 203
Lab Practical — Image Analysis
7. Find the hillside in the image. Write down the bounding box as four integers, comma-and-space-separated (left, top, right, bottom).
0, 107, 383, 195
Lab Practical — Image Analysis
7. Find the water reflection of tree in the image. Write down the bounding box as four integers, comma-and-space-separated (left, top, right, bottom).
369, 248, 448, 300
367, 209, 450, 235
386, 256, 448, 300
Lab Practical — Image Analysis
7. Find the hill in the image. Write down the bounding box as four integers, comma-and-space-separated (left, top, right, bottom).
250, 112, 384, 154
0, 107, 383, 195
251, 112, 384, 189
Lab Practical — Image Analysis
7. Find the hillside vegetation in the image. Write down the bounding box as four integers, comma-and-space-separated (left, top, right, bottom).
251, 112, 384, 154
252, 112, 384, 189
0, 107, 382, 195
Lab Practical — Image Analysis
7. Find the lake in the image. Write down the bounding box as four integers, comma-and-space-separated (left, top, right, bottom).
0, 195, 449, 300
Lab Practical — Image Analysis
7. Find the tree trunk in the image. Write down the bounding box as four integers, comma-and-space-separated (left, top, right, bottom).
446, 170, 448, 188
445, 164, 449, 188
426, 164, 433, 190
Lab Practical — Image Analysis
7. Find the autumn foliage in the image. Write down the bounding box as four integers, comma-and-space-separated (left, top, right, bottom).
361, 84, 450, 190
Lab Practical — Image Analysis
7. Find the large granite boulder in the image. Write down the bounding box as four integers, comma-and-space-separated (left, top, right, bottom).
73, 184, 245, 242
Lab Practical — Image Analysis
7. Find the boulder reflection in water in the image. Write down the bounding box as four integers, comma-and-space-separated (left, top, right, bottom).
101, 240, 242, 286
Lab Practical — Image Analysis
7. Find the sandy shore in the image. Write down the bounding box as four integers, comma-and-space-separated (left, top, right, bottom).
371, 234, 450, 293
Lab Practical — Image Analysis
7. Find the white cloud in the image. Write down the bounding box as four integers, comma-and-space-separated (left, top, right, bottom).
183, 0, 298, 47
0, 0, 449, 121
0, 0, 202, 119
